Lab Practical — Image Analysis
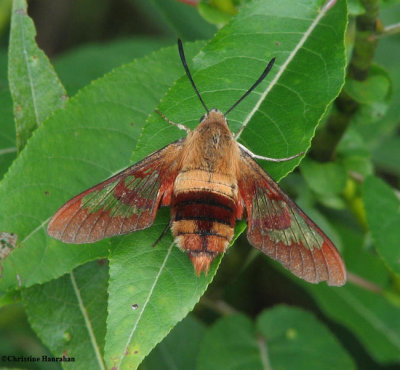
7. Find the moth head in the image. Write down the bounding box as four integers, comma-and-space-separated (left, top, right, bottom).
197, 109, 230, 133
199, 108, 226, 122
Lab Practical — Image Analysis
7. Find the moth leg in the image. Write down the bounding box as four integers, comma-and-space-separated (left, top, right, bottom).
155, 109, 191, 134
238, 142, 304, 162
151, 221, 172, 248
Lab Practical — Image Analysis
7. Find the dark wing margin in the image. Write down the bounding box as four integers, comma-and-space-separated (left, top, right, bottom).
238, 148, 346, 286
47, 140, 184, 244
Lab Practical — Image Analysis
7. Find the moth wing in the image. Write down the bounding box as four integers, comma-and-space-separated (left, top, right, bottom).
48, 140, 184, 243
238, 149, 346, 286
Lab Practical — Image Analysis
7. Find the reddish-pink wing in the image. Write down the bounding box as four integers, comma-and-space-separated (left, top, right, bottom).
238, 149, 346, 286
47, 140, 184, 243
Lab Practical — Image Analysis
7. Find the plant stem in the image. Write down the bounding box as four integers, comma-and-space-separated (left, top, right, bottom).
347, 272, 383, 294
349, 171, 400, 200
200, 297, 237, 315
311, 0, 380, 161
372, 22, 400, 39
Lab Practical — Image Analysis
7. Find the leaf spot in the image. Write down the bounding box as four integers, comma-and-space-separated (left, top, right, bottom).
63, 331, 72, 343
286, 328, 297, 340
16, 274, 22, 287
15, 8, 26, 15
97, 259, 107, 266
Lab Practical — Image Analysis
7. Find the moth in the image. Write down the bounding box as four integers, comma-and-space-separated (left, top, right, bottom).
48, 40, 346, 286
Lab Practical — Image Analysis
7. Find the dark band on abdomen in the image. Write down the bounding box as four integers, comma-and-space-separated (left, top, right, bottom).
173, 192, 235, 227
176, 198, 234, 213
175, 215, 231, 225
176, 230, 229, 240
171, 191, 236, 256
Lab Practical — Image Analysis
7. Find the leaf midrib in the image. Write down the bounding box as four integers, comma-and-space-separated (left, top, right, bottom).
336, 288, 400, 350
117, 241, 175, 368
17, 6, 41, 128
235, 0, 337, 140
70, 271, 106, 370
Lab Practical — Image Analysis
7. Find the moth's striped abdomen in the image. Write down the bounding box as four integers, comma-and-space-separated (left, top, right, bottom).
171, 169, 237, 274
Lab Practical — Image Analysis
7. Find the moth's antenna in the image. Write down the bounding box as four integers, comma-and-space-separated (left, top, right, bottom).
224, 58, 276, 116
178, 39, 209, 114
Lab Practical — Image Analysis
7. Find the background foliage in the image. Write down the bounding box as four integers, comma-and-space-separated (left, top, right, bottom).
0, 0, 400, 369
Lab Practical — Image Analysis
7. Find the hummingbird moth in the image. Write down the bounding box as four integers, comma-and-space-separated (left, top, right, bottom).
48, 40, 346, 286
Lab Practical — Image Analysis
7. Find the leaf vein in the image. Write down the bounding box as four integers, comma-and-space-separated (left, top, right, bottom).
70, 271, 106, 370
117, 241, 175, 368
235, 0, 337, 139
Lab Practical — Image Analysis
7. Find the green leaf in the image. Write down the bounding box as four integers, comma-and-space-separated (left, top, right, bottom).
363, 176, 400, 277
134, 0, 217, 40
372, 135, 400, 175
198, 0, 254, 26
198, 0, 237, 26
300, 158, 348, 210
133, 0, 347, 182
345, 65, 392, 106
381, 0, 400, 10
301, 158, 347, 196
0, 42, 205, 292
22, 261, 108, 369
198, 314, 262, 370
347, 0, 365, 15
303, 281, 400, 364
343, 156, 373, 178
139, 315, 206, 370
337, 127, 373, 177
197, 305, 354, 370
0, 49, 17, 180
0, 302, 55, 365
54, 38, 173, 96
256, 306, 354, 369
338, 126, 371, 157
8, 0, 67, 151
0, 0, 12, 33
0, 290, 20, 308
0, 92, 16, 179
